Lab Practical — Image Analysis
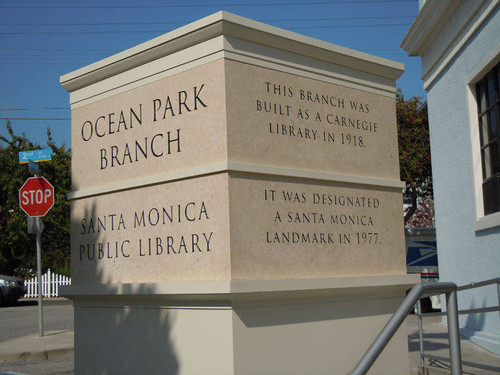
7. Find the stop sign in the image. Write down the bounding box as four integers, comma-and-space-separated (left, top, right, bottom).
19, 177, 55, 217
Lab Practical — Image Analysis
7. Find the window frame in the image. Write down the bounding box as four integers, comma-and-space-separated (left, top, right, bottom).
475, 63, 500, 216
467, 47, 500, 232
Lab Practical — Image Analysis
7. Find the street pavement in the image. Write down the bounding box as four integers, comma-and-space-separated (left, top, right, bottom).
0, 298, 74, 375
0, 299, 73, 343
1, 300, 499, 375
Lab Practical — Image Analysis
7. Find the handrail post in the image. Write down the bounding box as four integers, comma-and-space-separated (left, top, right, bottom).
347, 284, 424, 375
416, 299, 425, 368
445, 289, 462, 375
348, 282, 457, 375
496, 281, 500, 322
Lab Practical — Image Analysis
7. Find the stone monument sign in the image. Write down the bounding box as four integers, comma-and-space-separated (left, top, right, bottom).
61, 12, 418, 375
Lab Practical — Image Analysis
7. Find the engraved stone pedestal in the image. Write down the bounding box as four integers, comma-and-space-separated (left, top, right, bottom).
61, 12, 418, 374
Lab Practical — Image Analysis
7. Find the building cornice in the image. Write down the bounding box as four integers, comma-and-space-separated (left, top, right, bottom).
402, 0, 499, 90
401, 0, 459, 56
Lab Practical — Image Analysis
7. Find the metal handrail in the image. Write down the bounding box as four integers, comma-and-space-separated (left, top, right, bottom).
348, 277, 500, 375
415, 277, 500, 373
457, 277, 500, 291
348, 282, 462, 375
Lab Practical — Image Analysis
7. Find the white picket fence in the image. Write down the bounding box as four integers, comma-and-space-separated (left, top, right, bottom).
24, 269, 71, 298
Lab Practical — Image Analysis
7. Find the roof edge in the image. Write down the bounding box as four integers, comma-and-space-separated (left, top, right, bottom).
401, 0, 459, 56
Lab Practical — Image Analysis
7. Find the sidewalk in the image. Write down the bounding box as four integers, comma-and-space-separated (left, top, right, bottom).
407, 315, 500, 375
0, 330, 73, 365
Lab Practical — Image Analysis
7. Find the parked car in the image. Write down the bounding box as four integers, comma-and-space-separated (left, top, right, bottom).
0, 275, 27, 306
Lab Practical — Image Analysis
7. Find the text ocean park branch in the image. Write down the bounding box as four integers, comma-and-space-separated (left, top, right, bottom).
79, 85, 207, 170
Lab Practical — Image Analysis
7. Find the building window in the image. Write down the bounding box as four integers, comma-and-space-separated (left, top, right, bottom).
476, 62, 500, 215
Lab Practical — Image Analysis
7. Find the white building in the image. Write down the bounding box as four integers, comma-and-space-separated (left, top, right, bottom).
402, 0, 500, 355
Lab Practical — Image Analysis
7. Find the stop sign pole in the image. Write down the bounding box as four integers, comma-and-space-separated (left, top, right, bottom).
35, 212, 43, 338
19, 174, 54, 338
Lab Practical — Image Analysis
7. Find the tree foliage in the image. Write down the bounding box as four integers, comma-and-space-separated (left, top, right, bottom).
396, 90, 433, 226
0, 121, 71, 277
406, 197, 435, 228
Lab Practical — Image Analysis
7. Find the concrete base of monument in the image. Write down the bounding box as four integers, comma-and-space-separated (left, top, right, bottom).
62, 274, 419, 375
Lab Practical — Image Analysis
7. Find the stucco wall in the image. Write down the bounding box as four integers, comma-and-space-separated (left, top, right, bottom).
425, 5, 500, 354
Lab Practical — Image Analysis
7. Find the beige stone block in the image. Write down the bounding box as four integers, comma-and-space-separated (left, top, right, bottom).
70, 59, 227, 191
71, 173, 230, 284
231, 297, 409, 375
228, 173, 406, 280
74, 304, 235, 375
225, 60, 400, 181
71, 171, 405, 284
66, 276, 417, 375
68, 56, 405, 283
70, 56, 401, 195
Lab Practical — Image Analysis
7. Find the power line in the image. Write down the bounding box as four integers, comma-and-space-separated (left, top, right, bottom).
0, 47, 119, 53
0, 46, 406, 53
0, 57, 419, 66
0, 108, 69, 111
0, 117, 70, 121
0, 15, 415, 27
0, 61, 81, 65
293, 23, 411, 29
0, 0, 415, 10
0, 23, 412, 35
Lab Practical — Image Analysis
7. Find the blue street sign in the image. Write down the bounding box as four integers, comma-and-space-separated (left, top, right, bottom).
19, 149, 52, 164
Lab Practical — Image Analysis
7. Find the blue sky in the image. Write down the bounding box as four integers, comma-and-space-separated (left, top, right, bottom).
0, 0, 423, 148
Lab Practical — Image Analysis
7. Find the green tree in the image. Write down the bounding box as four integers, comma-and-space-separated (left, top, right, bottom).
396, 90, 433, 226
0, 121, 71, 277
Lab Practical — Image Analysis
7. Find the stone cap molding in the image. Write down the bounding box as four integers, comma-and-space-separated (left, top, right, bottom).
67, 161, 406, 201
61, 274, 420, 306
61, 11, 404, 104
